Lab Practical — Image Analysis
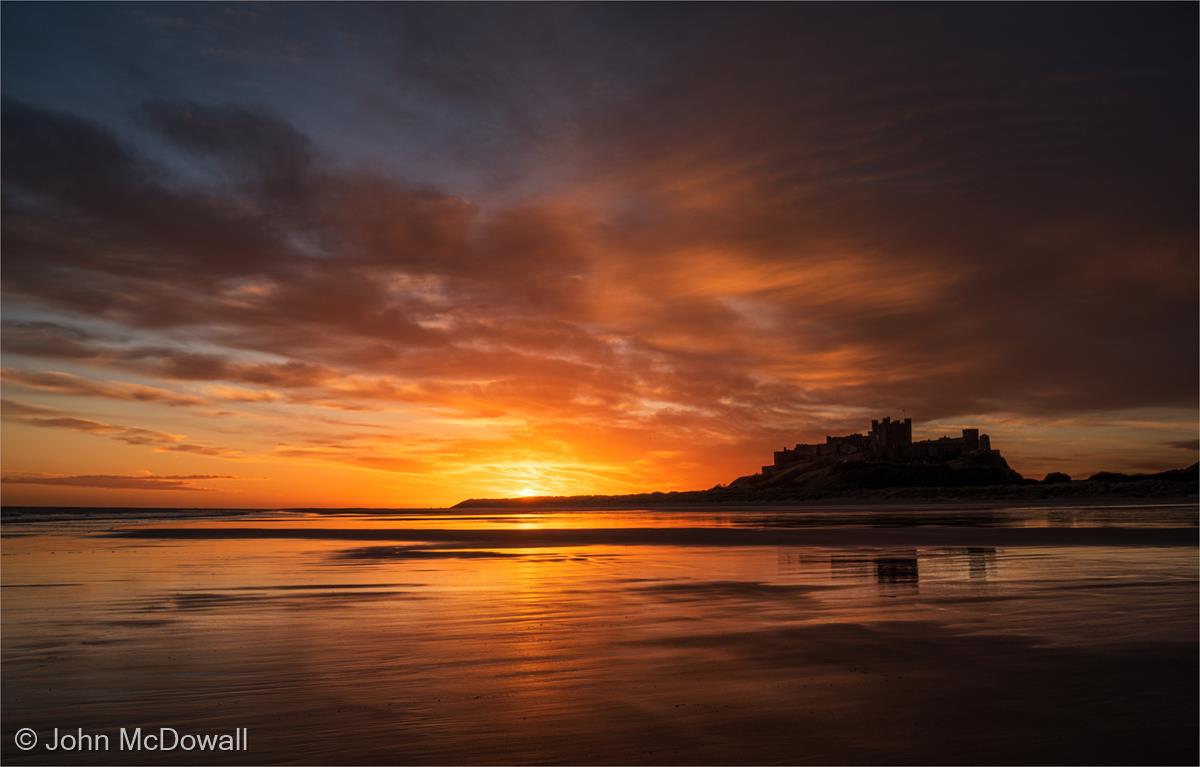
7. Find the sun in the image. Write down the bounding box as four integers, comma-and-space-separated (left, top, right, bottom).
515, 486, 545, 498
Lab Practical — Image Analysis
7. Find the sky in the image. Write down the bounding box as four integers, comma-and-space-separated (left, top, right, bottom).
1, 3, 1197, 508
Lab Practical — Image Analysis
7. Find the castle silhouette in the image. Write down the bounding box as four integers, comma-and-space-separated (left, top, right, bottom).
763, 417, 995, 476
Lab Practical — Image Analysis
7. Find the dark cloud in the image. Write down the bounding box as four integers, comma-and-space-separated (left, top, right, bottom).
1, 473, 234, 491
1, 97, 289, 292
1, 320, 106, 358
2, 398, 239, 456
2, 368, 206, 406
1, 398, 60, 417
136, 100, 315, 197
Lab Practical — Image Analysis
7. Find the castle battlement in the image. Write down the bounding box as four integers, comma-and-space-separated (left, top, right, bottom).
762, 417, 995, 475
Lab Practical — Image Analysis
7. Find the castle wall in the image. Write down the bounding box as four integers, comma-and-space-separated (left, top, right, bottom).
770, 418, 996, 472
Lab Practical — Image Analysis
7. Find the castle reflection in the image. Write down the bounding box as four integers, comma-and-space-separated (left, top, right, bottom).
822, 547, 998, 585
875, 556, 919, 583
966, 546, 996, 580
827, 553, 919, 584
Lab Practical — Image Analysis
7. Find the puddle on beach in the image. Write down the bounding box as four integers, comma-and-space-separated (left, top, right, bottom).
3, 504, 1197, 764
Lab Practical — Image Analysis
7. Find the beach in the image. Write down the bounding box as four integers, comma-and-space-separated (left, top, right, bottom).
2, 503, 1197, 765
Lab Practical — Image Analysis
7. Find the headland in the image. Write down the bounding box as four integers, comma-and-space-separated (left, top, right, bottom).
456, 416, 1199, 508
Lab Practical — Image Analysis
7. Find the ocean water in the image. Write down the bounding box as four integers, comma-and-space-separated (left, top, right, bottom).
2, 504, 1197, 765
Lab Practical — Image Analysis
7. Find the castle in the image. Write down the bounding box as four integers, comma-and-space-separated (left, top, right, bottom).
762, 417, 994, 476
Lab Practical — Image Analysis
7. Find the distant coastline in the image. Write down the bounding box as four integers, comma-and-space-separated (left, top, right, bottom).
455, 464, 1199, 510
458, 416, 1198, 509
1, 469, 1194, 516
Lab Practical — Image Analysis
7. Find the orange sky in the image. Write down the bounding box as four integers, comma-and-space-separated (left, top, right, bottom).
2, 5, 1197, 507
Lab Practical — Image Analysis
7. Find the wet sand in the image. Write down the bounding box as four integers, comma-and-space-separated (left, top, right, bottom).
103, 523, 1196, 548
2, 504, 1197, 764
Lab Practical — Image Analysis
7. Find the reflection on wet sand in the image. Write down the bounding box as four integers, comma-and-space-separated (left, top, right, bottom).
824, 546, 997, 587
829, 552, 920, 584
1, 505, 1197, 765
967, 546, 996, 580
874, 556, 918, 584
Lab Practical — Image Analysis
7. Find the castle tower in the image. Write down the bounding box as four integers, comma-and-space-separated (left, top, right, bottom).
962, 428, 979, 451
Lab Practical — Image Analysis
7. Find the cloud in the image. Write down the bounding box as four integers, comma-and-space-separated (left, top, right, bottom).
1, 398, 59, 417
2, 368, 207, 407
1, 5, 1196, 499
1, 472, 235, 491
2, 399, 239, 457
1, 320, 106, 358
3, 88, 1194, 430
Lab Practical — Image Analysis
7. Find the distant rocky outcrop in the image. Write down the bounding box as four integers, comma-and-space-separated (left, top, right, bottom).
1042, 472, 1072, 484
1087, 464, 1199, 483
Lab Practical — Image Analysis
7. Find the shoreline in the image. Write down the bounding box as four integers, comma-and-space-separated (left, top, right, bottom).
450, 494, 1200, 512
1, 494, 1198, 517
